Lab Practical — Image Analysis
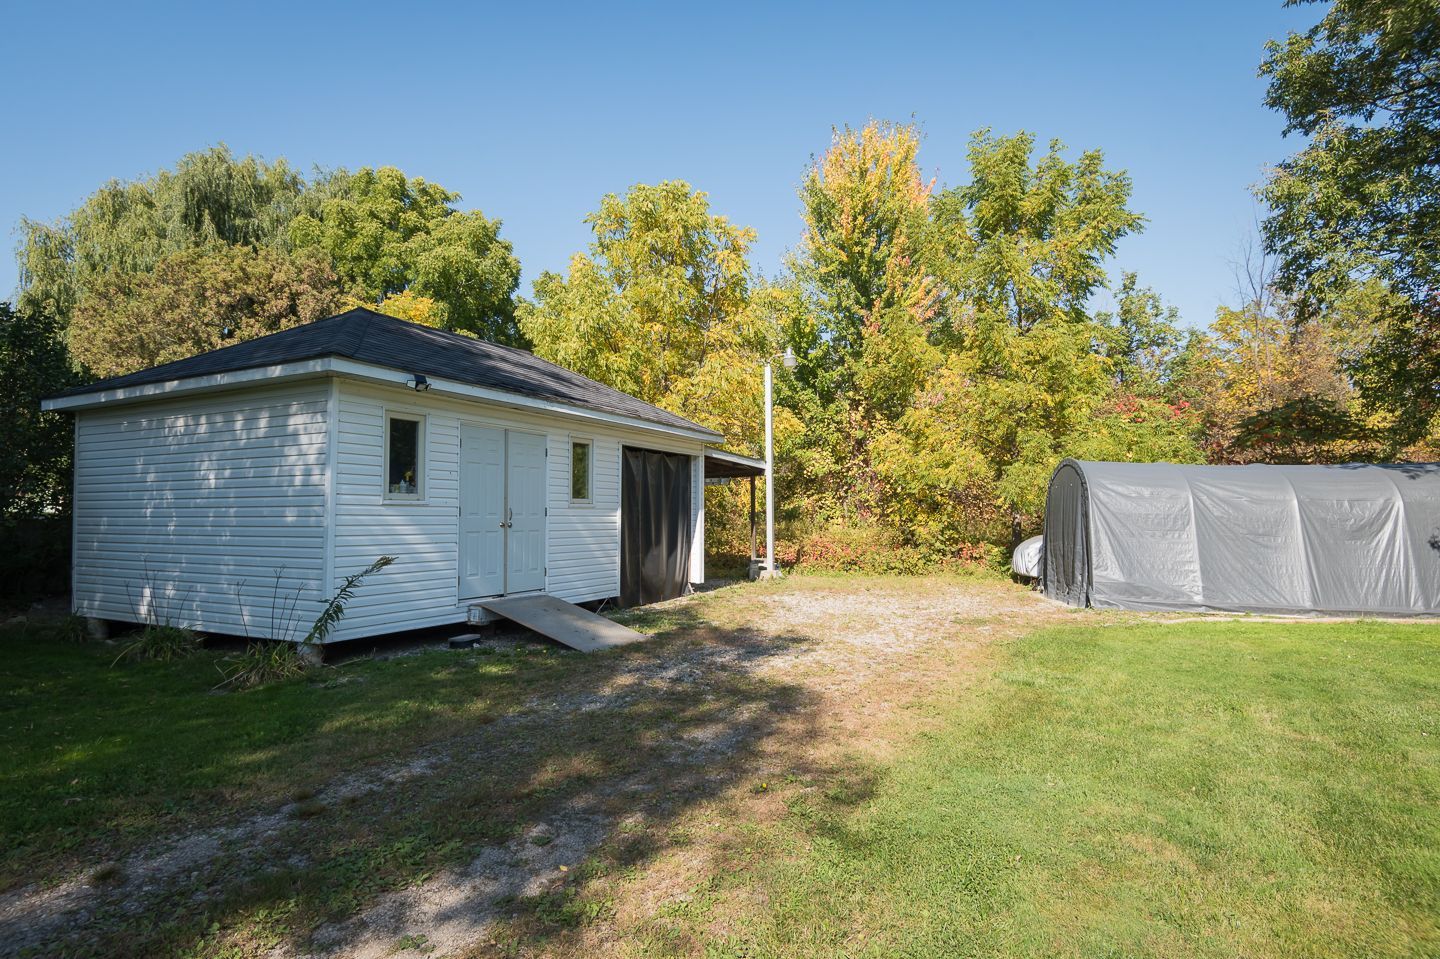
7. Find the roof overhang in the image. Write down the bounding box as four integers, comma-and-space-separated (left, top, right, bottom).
704, 449, 765, 478
41, 360, 331, 411
42, 357, 724, 445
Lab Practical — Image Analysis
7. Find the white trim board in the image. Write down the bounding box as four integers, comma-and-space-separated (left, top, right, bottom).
42, 357, 722, 445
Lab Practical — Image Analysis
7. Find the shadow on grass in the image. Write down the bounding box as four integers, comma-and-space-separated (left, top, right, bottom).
0, 601, 873, 958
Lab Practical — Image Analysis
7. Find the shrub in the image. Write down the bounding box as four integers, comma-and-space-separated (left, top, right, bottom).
705, 552, 753, 580
0, 516, 72, 609
301, 556, 395, 645
787, 524, 1003, 575
52, 614, 90, 644
217, 641, 306, 691
114, 624, 200, 663
217, 555, 396, 691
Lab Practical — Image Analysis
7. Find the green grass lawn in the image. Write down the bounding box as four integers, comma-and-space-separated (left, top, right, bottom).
709, 620, 1440, 959
4, 594, 1438, 959
0, 619, 575, 893
0, 599, 797, 958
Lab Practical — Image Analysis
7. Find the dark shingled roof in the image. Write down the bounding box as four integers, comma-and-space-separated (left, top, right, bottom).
56, 308, 721, 438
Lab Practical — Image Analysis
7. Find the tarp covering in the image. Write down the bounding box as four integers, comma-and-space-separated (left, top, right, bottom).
620, 447, 693, 607
1011, 535, 1044, 580
1042, 462, 1090, 605
1041, 459, 1440, 615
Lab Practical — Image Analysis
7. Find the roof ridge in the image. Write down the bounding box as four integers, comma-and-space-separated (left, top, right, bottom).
353, 310, 624, 393
347, 306, 380, 355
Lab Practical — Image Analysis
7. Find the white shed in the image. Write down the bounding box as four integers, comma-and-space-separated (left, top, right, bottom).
41, 308, 732, 644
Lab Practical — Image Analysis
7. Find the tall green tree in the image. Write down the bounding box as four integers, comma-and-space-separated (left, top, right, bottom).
519, 180, 756, 404
518, 181, 784, 558
919, 132, 1158, 544
1097, 272, 1200, 402
0, 303, 84, 518
932, 130, 1143, 338
68, 245, 342, 377
290, 167, 523, 343
1260, 0, 1440, 439
17, 146, 307, 322
793, 120, 940, 414
403, 211, 523, 340
289, 167, 457, 300
775, 125, 1194, 556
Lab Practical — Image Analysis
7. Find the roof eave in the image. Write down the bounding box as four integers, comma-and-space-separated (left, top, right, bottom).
704, 448, 766, 478
42, 357, 725, 444
40, 359, 335, 411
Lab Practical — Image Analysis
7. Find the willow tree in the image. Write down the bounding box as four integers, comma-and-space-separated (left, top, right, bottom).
15, 150, 525, 353
16, 146, 307, 322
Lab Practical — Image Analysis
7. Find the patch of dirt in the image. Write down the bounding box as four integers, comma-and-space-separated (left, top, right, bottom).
307, 817, 612, 959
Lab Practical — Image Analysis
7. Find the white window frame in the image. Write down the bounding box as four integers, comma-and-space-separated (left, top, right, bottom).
569, 436, 594, 506
383, 411, 426, 502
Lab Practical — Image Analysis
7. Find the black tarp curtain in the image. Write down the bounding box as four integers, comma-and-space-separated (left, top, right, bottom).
620, 447, 692, 606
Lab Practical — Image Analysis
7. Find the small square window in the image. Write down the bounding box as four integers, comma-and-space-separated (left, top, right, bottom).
385, 413, 424, 499
571, 440, 592, 503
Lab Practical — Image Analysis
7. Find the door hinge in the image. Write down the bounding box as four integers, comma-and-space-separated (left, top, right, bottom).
544, 506, 548, 516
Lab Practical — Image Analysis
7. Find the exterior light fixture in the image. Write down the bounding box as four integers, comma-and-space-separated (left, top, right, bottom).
782, 346, 796, 370
406, 374, 431, 392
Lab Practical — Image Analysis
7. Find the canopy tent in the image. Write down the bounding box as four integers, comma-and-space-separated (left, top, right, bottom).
1041, 459, 1440, 616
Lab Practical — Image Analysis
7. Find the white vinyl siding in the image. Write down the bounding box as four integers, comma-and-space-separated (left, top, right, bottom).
328, 380, 703, 643
548, 432, 621, 602
71, 385, 329, 637
331, 392, 459, 640
70, 374, 707, 645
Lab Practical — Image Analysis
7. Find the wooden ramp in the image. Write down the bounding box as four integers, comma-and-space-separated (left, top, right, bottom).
475, 594, 646, 653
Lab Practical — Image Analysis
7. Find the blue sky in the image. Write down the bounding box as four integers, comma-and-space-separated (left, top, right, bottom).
3, 0, 1317, 328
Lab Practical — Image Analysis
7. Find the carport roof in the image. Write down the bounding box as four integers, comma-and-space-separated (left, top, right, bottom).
705, 449, 765, 478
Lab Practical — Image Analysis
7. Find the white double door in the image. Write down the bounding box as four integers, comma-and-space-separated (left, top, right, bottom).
458, 425, 547, 599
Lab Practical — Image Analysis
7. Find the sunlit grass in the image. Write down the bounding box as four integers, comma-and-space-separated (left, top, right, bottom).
711, 620, 1440, 958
